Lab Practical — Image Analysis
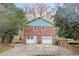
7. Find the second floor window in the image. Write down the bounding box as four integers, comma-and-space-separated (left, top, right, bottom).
43, 27, 46, 31
33, 26, 36, 31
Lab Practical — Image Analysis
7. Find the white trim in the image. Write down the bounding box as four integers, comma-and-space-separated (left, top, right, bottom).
26, 36, 37, 44
42, 36, 52, 44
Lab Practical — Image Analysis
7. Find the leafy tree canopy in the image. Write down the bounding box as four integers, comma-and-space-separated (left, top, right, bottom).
54, 3, 79, 41
0, 3, 26, 43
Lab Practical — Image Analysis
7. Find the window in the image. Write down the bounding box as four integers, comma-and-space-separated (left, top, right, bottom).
31, 36, 33, 39
43, 27, 46, 31
35, 26, 36, 30
27, 36, 33, 39
27, 36, 30, 39
33, 26, 36, 31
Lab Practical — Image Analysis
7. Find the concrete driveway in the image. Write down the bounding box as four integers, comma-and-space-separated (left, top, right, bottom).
0, 44, 74, 56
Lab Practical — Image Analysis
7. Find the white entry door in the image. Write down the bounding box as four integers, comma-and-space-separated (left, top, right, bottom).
42, 36, 52, 44
26, 36, 37, 44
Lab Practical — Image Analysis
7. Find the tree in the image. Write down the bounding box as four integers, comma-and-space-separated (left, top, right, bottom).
0, 3, 26, 43
54, 3, 79, 41
25, 3, 55, 21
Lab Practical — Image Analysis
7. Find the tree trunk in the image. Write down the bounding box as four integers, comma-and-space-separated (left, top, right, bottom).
9, 39, 13, 43
2, 36, 5, 43
8, 35, 14, 43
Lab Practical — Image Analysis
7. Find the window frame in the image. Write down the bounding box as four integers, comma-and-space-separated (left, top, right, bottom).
33, 26, 37, 31
27, 36, 33, 39
43, 26, 46, 31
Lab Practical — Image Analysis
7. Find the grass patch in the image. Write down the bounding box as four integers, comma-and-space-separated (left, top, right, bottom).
0, 44, 14, 53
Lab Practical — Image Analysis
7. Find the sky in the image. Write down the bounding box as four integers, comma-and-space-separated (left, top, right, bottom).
15, 3, 58, 10
15, 3, 58, 21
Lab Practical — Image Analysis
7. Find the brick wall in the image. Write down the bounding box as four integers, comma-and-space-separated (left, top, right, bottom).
23, 26, 56, 44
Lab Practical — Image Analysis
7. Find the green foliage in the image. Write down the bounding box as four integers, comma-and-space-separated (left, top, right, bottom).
0, 3, 26, 43
54, 4, 79, 41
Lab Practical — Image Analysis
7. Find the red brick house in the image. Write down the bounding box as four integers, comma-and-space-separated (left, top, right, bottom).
23, 17, 56, 44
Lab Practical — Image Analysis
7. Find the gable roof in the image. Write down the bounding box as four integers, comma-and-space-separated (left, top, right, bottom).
26, 17, 54, 26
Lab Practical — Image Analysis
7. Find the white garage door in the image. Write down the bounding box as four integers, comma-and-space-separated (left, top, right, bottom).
26, 36, 37, 44
42, 36, 52, 44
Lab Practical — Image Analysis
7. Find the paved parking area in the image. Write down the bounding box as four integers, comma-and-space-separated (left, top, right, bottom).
0, 44, 75, 56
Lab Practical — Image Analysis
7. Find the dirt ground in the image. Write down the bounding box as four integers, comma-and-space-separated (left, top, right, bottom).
0, 43, 14, 53
66, 46, 79, 55
0, 44, 77, 56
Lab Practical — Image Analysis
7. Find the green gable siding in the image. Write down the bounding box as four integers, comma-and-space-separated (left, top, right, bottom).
27, 19, 53, 26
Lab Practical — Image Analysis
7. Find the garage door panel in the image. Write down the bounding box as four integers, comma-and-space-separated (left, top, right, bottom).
42, 36, 52, 44
27, 39, 36, 44
26, 36, 37, 44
